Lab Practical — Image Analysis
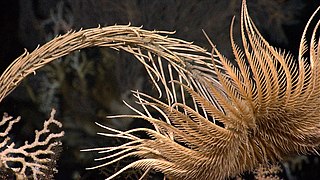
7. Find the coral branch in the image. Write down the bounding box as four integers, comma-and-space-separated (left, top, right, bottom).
0, 109, 64, 179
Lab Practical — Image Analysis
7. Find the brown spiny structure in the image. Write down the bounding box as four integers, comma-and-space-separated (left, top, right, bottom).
84, 2, 320, 180
0, 0, 319, 180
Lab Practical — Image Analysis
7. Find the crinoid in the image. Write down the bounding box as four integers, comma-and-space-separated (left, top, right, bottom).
0, 0, 319, 180
83, 2, 320, 180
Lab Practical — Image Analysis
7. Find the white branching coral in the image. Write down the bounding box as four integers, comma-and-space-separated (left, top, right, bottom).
0, 109, 64, 179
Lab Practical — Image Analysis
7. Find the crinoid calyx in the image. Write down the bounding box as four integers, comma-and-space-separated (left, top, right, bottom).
0, 0, 319, 180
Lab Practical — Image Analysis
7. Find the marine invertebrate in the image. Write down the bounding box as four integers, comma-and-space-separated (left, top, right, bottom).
0, 16, 216, 180
0, 109, 64, 179
84, 2, 320, 179
0, 0, 319, 179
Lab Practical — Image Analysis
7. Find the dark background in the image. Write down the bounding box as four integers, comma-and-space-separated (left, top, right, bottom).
0, 0, 320, 179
